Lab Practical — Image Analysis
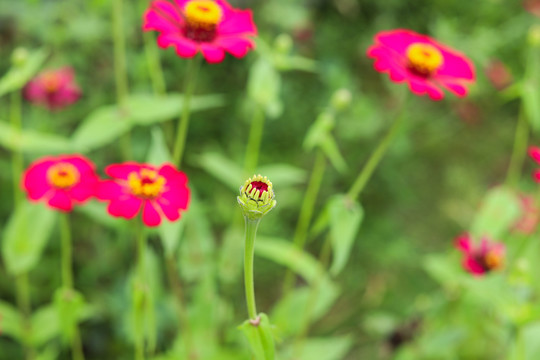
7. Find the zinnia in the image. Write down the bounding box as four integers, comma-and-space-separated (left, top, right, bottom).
367, 29, 475, 100
455, 234, 505, 276
143, 0, 257, 63
24, 67, 81, 110
22, 155, 99, 212
97, 162, 190, 227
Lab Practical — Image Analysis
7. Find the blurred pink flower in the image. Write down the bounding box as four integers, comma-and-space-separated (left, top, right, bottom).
455, 234, 505, 276
22, 155, 99, 212
24, 67, 81, 110
367, 29, 475, 100
97, 162, 190, 227
529, 146, 540, 181
524, 0, 540, 17
485, 59, 513, 91
143, 0, 257, 63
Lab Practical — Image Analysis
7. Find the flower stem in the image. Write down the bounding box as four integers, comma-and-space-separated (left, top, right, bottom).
112, 0, 131, 159
173, 55, 202, 168
243, 218, 260, 320
134, 224, 146, 360
243, 105, 265, 176
506, 107, 529, 186
59, 213, 85, 360
15, 273, 35, 360
282, 149, 326, 295
143, 31, 166, 96
10, 90, 23, 207
347, 106, 406, 201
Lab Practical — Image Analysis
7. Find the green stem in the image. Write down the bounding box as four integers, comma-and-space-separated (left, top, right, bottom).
59, 213, 85, 360
347, 107, 406, 201
15, 274, 34, 360
506, 108, 529, 186
243, 218, 260, 320
112, 0, 131, 159
243, 106, 265, 176
282, 149, 327, 295
173, 55, 202, 168
133, 225, 146, 360
143, 32, 166, 96
11, 91, 23, 207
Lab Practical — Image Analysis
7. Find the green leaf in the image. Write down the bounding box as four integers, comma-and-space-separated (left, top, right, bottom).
522, 81, 540, 132
53, 288, 86, 343
320, 135, 347, 174
35, 345, 61, 360
2, 202, 57, 275
470, 186, 521, 239
128, 93, 225, 126
303, 112, 334, 151
195, 151, 243, 191
0, 121, 72, 154
0, 48, 48, 97
327, 195, 363, 276
248, 58, 282, 117
31, 305, 61, 347
0, 301, 22, 340
509, 322, 540, 360
238, 313, 276, 360
71, 105, 131, 152
423, 254, 464, 286
147, 127, 172, 165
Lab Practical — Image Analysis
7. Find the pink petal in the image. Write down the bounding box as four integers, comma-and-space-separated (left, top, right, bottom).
200, 43, 225, 63
217, 8, 257, 36
142, 201, 162, 226
62, 155, 96, 175
69, 178, 98, 202
408, 78, 444, 100
529, 146, 540, 163
48, 190, 73, 212
105, 162, 146, 180
157, 33, 199, 58
157, 197, 181, 222
463, 257, 486, 276
107, 196, 143, 219
373, 29, 427, 56
435, 47, 475, 81
438, 79, 468, 97
455, 234, 472, 253
161, 187, 190, 210
534, 169, 540, 182
96, 180, 125, 200
143, 1, 184, 33
216, 36, 254, 58
23, 159, 55, 199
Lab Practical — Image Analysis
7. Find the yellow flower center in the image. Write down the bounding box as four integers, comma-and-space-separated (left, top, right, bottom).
128, 169, 166, 199
47, 163, 79, 189
41, 72, 61, 93
184, 0, 222, 31
484, 250, 503, 270
406, 43, 444, 76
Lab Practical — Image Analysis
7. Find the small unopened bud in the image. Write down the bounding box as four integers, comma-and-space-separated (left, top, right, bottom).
11, 47, 29, 67
528, 24, 540, 47
274, 34, 293, 54
237, 175, 277, 220
331, 88, 352, 111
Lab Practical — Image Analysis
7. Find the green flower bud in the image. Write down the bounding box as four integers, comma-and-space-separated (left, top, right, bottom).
237, 174, 277, 220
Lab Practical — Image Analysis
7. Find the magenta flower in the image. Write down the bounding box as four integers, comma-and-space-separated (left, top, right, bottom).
455, 234, 505, 276
24, 67, 81, 110
143, 0, 257, 63
22, 155, 99, 212
529, 146, 540, 182
97, 162, 190, 227
367, 29, 475, 100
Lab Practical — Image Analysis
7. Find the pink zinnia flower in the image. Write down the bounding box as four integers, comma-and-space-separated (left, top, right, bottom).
455, 234, 505, 276
22, 155, 99, 212
97, 162, 190, 227
528, 146, 540, 181
367, 29, 475, 100
24, 67, 81, 110
143, 0, 257, 63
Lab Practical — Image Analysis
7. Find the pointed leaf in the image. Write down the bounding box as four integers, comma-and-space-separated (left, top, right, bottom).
0, 122, 72, 154
195, 151, 243, 191
0, 300, 22, 340
328, 195, 363, 276
238, 313, 276, 360
0, 48, 48, 97
2, 202, 57, 275
53, 288, 85, 342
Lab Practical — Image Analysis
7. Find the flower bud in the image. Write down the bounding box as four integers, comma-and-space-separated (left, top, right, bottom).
237, 174, 276, 220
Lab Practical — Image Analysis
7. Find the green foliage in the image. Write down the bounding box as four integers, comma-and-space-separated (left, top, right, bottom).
238, 313, 276, 360
0, 48, 48, 97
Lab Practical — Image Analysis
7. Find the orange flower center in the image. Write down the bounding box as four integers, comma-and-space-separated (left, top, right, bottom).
484, 250, 503, 271
41, 72, 61, 93
406, 43, 443, 76
184, 0, 222, 42
128, 169, 166, 199
47, 163, 79, 189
